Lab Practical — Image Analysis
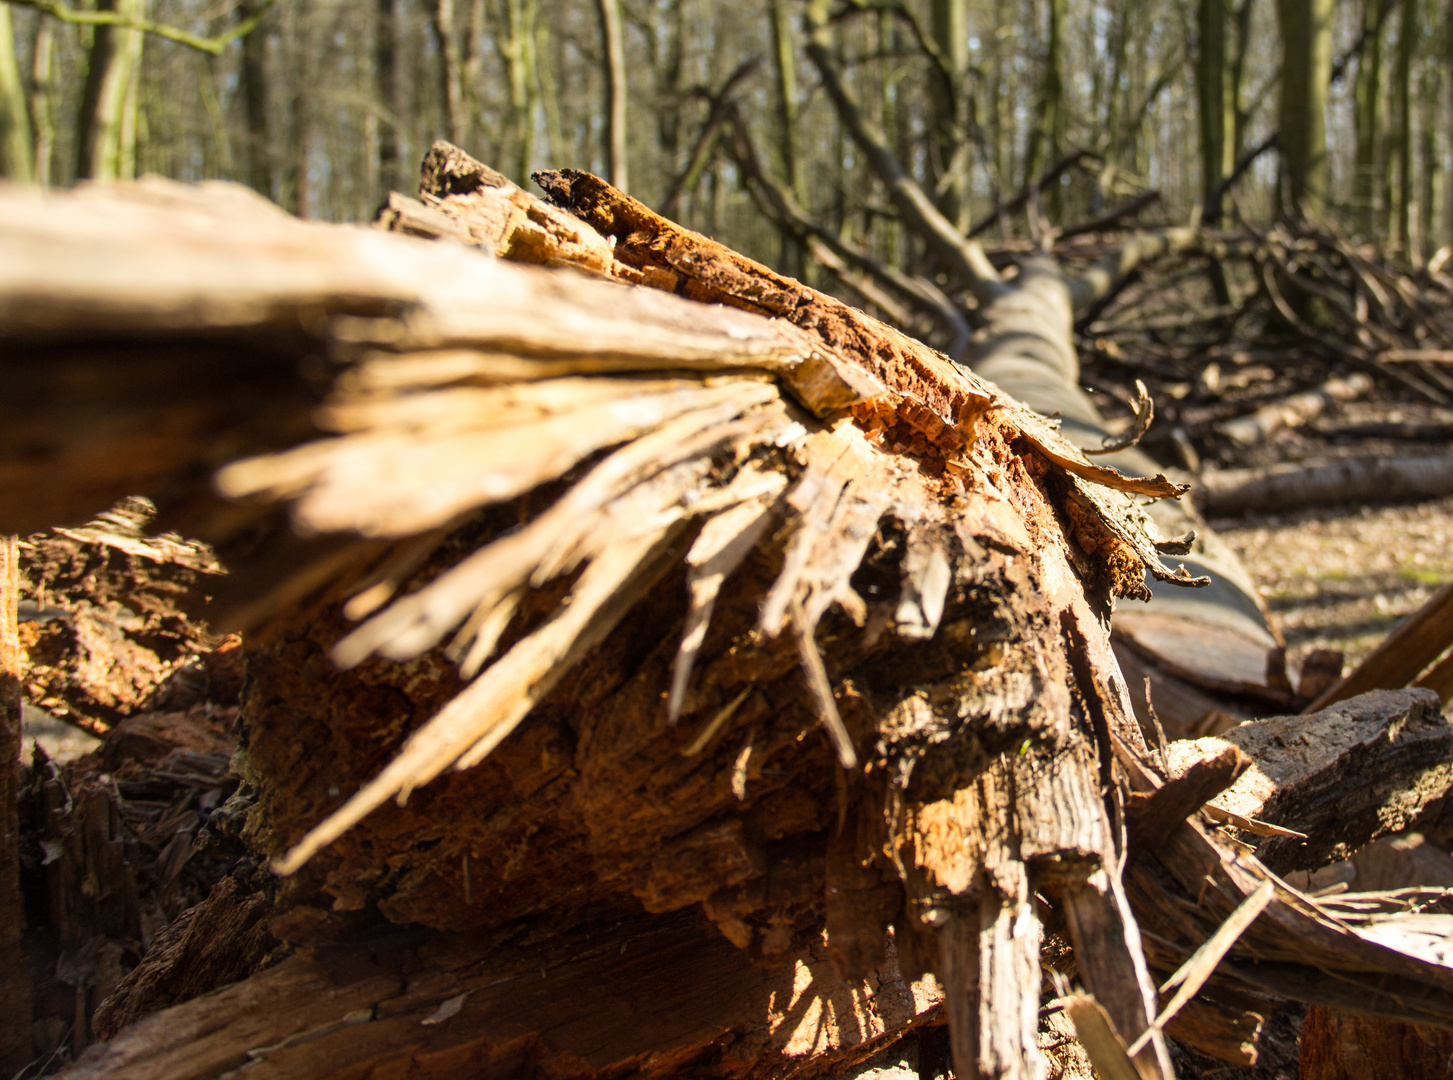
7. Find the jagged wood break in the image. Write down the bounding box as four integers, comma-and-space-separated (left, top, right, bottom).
13, 159, 1453, 1080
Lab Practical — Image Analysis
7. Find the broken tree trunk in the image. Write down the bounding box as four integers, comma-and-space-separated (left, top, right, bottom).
9, 152, 1453, 1080
1, 534, 30, 1074
2, 167, 1190, 1080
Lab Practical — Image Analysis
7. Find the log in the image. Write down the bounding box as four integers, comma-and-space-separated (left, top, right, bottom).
67, 911, 944, 1080
1165, 688, 1453, 871
1216, 373, 1373, 447
4, 169, 1189, 1079
1197, 455, 1453, 516
14, 156, 1453, 1080
1, 534, 30, 1074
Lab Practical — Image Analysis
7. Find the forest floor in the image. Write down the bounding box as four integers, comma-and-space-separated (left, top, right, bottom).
1216, 493, 1453, 674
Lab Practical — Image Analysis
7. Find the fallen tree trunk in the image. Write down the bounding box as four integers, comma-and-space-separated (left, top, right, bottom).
1197, 454, 1453, 516
9, 154, 1453, 1080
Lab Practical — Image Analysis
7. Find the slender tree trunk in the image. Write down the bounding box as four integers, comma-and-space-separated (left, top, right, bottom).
1392, 0, 1417, 252
1230, 0, 1254, 157
289, 0, 316, 217
1354, 0, 1385, 237
1444, 0, 1453, 248
596, 0, 627, 192
1025, 0, 1066, 221
0, 4, 32, 181
75, 0, 144, 181
429, 0, 464, 145
30, 17, 52, 185
535, 15, 565, 169
239, 1, 273, 199
116, 13, 143, 180
1197, 0, 1230, 221
496, 0, 537, 184
375, 0, 401, 194
1418, 52, 1438, 263
929, 0, 968, 229
770, 0, 804, 278
0, 535, 29, 1076
462, 0, 484, 154
1275, 0, 1333, 218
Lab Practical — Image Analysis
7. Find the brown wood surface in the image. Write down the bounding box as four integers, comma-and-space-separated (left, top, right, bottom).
0, 535, 31, 1073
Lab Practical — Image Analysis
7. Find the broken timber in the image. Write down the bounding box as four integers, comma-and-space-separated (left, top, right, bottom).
3, 148, 1453, 1080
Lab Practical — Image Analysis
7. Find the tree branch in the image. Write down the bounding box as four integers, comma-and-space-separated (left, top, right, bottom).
802, 4, 1007, 307
726, 111, 973, 357
4, 0, 276, 55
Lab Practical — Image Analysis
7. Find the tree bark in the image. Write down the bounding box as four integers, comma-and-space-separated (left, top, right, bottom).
1275, 0, 1333, 218
239, 0, 273, 200
0, 535, 30, 1078
0, 4, 32, 182
75, 0, 145, 181
595, 0, 627, 193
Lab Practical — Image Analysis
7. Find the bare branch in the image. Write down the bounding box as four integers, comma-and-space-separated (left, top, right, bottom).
4, 0, 276, 56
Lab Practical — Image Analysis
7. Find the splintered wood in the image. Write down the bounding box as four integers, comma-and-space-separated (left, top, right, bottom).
8, 149, 1453, 1080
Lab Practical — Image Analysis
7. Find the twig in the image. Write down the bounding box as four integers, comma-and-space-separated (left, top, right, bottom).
659, 56, 760, 218
1086, 379, 1153, 454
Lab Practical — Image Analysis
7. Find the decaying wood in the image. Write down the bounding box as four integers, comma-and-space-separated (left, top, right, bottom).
1196, 454, 1453, 516
1300, 1005, 1453, 1080
1166, 689, 1453, 871
10, 154, 1453, 1080
1, 533, 30, 1073
66, 911, 943, 1080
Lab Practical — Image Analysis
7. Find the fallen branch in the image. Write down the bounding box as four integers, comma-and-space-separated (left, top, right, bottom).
1216, 372, 1373, 447
1197, 455, 1453, 516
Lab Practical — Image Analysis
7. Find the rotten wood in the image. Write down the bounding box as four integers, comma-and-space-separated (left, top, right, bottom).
1166, 688, 1453, 871
0, 533, 30, 1074
1126, 744, 1251, 854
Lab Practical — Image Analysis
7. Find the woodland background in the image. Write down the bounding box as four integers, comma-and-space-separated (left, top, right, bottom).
0, 0, 1449, 273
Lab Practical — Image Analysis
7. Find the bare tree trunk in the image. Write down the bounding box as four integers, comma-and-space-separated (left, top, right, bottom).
1354, 0, 1385, 237
239, 1, 273, 199
1392, 0, 1417, 251
769, 0, 804, 278
116, 12, 143, 180
1418, 49, 1438, 263
429, 0, 464, 146
1197, 0, 1229, 221
288, 0, 315, 217
29, 16, 52, 185
929, 0, 968, 229
595, 0, 627, 192
75, 0, 145, 181
0, 535, 29, 1075
1275, 0, 1333, 218
375, 0, 400, 194
0, 4, 32, 181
